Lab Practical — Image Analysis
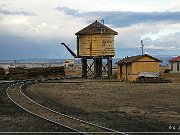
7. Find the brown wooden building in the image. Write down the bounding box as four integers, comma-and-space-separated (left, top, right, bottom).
62, 20, 118, 79
76, 20, 118, 78
116, 54, 161, 81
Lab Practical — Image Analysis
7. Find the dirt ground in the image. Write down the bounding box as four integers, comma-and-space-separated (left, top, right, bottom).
25, 80, 180, 132
0, 83, 77, 133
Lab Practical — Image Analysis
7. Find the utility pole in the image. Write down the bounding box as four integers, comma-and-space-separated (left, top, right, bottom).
140, 40, 144, 55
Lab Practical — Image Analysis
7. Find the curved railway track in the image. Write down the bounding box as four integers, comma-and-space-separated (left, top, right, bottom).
6, 81, 125, 135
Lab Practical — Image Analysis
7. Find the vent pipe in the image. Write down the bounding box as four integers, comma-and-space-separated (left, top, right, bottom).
101, 20, 104, 24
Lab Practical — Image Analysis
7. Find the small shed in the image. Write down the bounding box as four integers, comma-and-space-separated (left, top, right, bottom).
169, 56, 180, 73
116, 54, 161, 81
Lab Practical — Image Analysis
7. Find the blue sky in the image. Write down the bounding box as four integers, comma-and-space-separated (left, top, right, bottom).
0, 0, 180, 60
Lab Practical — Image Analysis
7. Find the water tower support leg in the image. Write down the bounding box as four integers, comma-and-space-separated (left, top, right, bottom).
81, 58, 87, 79
107, 57, 112, 79
94, 58, 102, 79
94, 58, 98, 79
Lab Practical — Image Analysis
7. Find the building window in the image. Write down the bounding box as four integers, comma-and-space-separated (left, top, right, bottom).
171, 63, 173, 71
177, 62, 180, 71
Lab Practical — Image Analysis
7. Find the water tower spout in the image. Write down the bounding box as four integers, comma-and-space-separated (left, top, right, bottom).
61, 43, 78, 58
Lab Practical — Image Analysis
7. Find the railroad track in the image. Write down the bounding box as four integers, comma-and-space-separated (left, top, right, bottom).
6, 81, 126, 135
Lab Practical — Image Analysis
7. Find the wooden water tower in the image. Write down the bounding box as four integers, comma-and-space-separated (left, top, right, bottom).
62, 20, 118, 79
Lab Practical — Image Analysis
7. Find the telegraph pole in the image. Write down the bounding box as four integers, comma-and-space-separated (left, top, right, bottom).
140, 40, 144, 55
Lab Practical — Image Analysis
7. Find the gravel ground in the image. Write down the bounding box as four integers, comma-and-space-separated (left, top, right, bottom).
25, 80, 180, 132
0, 83, 81, 134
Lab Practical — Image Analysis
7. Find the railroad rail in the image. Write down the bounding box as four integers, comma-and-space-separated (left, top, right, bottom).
6, 84, 84, 134
6, 81, 126, 134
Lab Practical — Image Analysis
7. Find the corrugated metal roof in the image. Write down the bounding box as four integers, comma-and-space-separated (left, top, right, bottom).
116, 54, 161, 65
75, 20, 118, 35
169, 56, 180, 62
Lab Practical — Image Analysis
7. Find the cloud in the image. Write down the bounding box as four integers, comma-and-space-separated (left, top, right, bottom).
0, 36, 65, 60
56, 6, 180, 27
57, 6, 180, 56
104, 11, 180, 27
0, 2, 180, 59
2, 0, 180, 12
55, 7, 78, 16
0, 7, 35, 16
150, 32, 180, 51
114, 22, 180, 57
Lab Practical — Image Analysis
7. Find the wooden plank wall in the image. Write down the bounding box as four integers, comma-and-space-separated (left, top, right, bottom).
117, 56, 160, 81
29, 67, 47, 78
9, 67, 29, 80
79, 35, 91, 56
47, 66, 65, 78
8, 66, 65, 80
79, 34, 115, 56
118, 62, 160, 81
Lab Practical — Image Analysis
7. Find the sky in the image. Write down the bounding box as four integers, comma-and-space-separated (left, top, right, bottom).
0, 0, 180, 60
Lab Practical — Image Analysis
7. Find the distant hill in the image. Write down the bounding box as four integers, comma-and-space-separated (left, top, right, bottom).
0, 55, 175, 66
155, 55, 175, 66
113, 56, 174, 66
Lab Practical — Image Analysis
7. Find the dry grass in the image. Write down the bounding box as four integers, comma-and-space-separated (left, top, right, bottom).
27, 81, 180, 125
